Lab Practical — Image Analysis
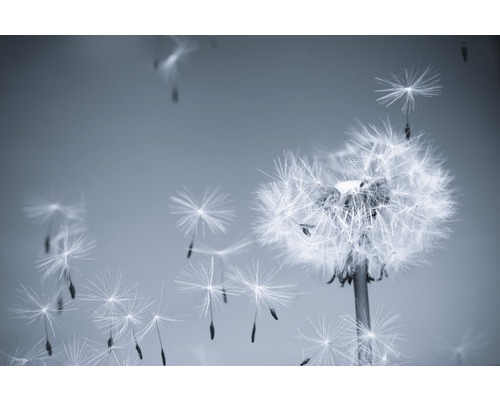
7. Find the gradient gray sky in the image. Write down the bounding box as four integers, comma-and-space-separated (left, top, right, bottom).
1, 36, 499, 365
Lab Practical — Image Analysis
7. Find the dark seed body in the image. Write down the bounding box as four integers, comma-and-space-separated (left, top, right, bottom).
300, 357, 311, 366
269, 308, 278, 321
135, 344, 143, 360
187, 240, 194, 259
210, 322, 215, 340
172, 87, 179, 103
44, 236, 50, 254
326, 273, 336, 284
222, 288, 227, 303
69, 282, 76, 299
251, 322, 256, 343
57, 296, 64, 314
161, 348, 166, 366
46, 340, 53, 356
108, 336, 114, 349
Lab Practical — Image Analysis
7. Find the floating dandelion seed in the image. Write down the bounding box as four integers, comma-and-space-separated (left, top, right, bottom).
176, 259, 227, 340
436, 326, 488, 365
113, 291, 152, 360
170, 186, 235, 259
23, 191, 86, 253
81, 268, 138, 348
297, 315, 352, 366
228, 261, 296, 343
375, 65, 441, 139
192, 237, 253, 303
157, 36, 197, 103
36, 224, 96, 299
341, 308, 405, 366
140, 282, 183, 366
9, 285, 63, 356
3, 338, 51, 366
59, 335, 94, 366
255, 122, 455, 364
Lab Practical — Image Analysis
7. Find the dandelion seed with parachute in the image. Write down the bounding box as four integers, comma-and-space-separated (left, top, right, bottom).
192, 237, 253, 303
9, 285, 64, 357
2, 338, 51, 366
81, 268, 138, 348
255, 121, 455, 364
341, 307, 405, 366
112, 291, 152, 360
228, 260, 296, 343
157, 36, 197, 103
140, 282, 183, 366
436, 326, 488, 365
375, 64, 441, 139
297, 315, 353, 366
36, 224, 96, 299
170, 186, 235, 259
23, 191, 86, 253
175, 259, 227, 341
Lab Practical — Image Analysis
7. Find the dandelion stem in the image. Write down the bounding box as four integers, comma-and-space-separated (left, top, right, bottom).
187, 232, 196, 258
353, 259, 372, 366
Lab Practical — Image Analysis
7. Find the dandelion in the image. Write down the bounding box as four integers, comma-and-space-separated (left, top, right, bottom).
36, 224, 96, 299
375, 64, 441, 139
175, 259, 227, 340
140, 282, 183, 365
113, 291, 152, 360
3, 339, 51, 366
170, 186, 235, 259
436, 326, 488, 365
157, 36, 197, 103
255, 122, 455, 364
192, 237, 253, 303
228, 260, 296, 343
9, 285, 63, 356
81, 268, 138, 349
59, 335, 94, 366
341, 308, 405, 366
23, 191, 86, 253
297, 315, 352, 366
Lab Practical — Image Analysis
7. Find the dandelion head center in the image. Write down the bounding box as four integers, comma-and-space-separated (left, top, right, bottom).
316, 179, 390, 219
41, 307, 47, 314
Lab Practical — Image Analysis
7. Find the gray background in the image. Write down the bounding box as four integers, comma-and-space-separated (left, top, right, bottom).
0, 36, 499, 365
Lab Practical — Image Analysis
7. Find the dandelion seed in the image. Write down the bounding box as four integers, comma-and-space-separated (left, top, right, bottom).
228, 261, 296, 343
436, 326, 488, 365
157, 36, 197, 103
255, 122, 455, 364
60, 335, 94, 366
57, 295, 64, 314
170, 186, 235, 259
297, 315, 352, 366
3, 339, 50, 366
81, 268, 138, 347
23, 191, 86, 253
176, 259, 227, 341
140, 282, 182, 365
36, 224, 96, 299
9, 285, 63, 356
375, 64, 441, 115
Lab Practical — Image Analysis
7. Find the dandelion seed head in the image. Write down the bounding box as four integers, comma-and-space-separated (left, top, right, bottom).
255, 122, 455, 282
158, 36, 197, 84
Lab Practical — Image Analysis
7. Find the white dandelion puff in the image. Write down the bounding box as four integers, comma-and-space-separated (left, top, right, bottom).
341, 307, 406, 366
375, 64, 441, 115
170, 186, 235, 258
36, 224, 96, 299
157, 36, 197, 103
9, 284, 65, 357
2, 338, 51, 366
175, 259, 227, 340
228, 260, 296, 343
255, 121, 455, 364
140, 282, 183, 366
81, 267, 138, 349
297, 315, 353, 366
23, 190, 86, 253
